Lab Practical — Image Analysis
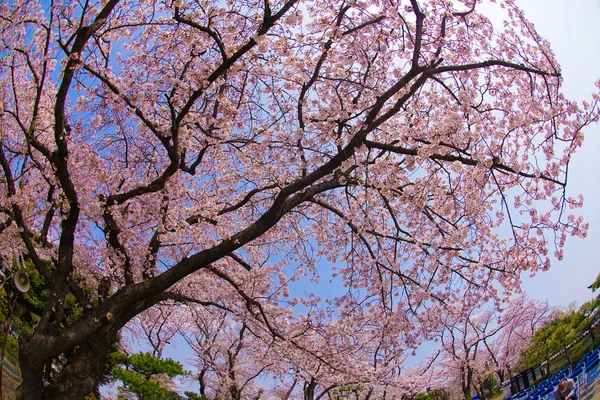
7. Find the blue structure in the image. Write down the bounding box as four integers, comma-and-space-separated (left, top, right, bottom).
504, 345, 600, 400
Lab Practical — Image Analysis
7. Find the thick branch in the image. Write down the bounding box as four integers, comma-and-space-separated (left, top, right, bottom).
431, 59, 560, 77
363, 139, 564, 186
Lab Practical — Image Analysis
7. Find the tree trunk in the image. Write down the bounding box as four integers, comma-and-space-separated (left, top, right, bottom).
17, 326, 118, 399
461, 365, 473, 400
496, 370, 505, 385
561, 342, 573, 366
198, 369, 208, 397
461, 383, 473, 400
477, 383, 486, 400
16, 291, 163, 399
304, 378, 316, 400
282, 379, 297, 400
462, 389, 473, 400
16, 336, 44, 400
54, 331, 116, 399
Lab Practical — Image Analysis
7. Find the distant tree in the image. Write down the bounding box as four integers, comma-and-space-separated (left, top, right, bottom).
519, 296, 600, 372
427, 388, 453, 400
182, 393, 210, 400
437, 307, 498, 400
129, 306, 181, 359
435, 295, 553, 399
589, 273, 600, 292
111, 352, 185, 400
413, 393, 432, 400
575, 296, 600, 341
411, 388, 452, 400
473, 375, 500, 400
481, 296, 555, 383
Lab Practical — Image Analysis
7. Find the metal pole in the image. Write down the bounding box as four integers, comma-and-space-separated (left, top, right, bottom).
0, 291, 19, 400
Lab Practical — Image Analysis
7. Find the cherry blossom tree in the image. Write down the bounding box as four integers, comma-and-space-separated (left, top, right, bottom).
132, 305, 182, 359
0, 0, 598, 398
179, 306, 273, 400
436, 305, 500, 400
482, 295, 555, 383
434, 295, 556, 399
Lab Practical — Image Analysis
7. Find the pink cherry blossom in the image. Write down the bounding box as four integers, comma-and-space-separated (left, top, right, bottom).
0, 0, 597, 398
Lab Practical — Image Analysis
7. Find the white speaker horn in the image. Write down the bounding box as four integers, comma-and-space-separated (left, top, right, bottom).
14, 270, 30, 293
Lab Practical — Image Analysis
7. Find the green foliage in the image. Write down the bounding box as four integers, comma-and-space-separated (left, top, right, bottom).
183, 392, 210, 400
589, 273, 600, 292
580, 296, 600, 318
113, 368, 182, 400
474, 374, 501, 400
1, 259, 49, 362
0, 331, 19, 361
111, 352, 185, 400
576, 297, 600, 335
519, 312, 574, 369
413, 393, 432, 400
412, 388, 452, 400
429, 388, 453, 400
518, 296, 600, 372
0, 259, 91, 337
481, 375, 498, 392
1, 257, 117, 393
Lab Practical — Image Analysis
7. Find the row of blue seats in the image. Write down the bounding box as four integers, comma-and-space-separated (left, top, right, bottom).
571, 348, 600, 380
524, 355, 599, 400
506, 366, 571, 400
506, 345, 600, 400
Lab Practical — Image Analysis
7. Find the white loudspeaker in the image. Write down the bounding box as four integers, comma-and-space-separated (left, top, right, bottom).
14, 270, 30, 293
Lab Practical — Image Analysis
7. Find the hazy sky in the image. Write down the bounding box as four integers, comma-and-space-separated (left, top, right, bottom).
512, 0, 600, 308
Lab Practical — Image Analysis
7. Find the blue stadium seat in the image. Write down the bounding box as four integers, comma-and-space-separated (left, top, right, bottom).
587, 355, 599, 370
571, 365, 584, 379
587, 356, 600, 382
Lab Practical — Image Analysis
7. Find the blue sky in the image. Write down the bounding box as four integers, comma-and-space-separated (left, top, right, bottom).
184, 0, 600, 385
512, 0, 600, 309
101, 0, 600, 395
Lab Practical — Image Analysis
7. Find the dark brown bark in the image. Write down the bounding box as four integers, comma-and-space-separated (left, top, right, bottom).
16, 292, 162, 399
41, 330, 117, 399
16, 335, 44, 399
304, 378, 317, 400
17, 328, 116, 400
